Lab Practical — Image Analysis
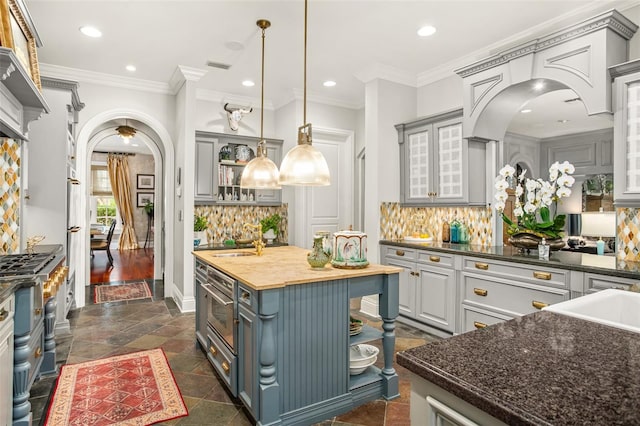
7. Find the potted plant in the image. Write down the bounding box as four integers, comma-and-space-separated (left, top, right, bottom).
260, 213, 281, 244
143, 201, 154, 218
194, 214, 208, 247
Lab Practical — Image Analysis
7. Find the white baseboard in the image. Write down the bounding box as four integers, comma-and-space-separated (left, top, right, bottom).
171, 285, 196, 312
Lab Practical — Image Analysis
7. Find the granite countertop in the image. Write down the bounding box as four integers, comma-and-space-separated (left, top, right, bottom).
397, 311, 640, 425
380, 240, 640, 280
193, 246, 401, 290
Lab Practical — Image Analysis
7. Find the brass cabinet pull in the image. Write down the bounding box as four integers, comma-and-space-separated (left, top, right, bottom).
533, 271, 551, 280
396, 250, 405, 256
532, 300, 549, 310
475, 262, 489, 270
34, 308, 42, 315
221, 361, 230, 373
209, 346, 218, 356
474, 321, 487, 329
34, 347, 42, 358
473, 288, 488, 297
0, 308, 7, 321
429, 256, 440, 263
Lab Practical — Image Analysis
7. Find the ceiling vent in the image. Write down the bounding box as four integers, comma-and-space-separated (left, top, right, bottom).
206, 60, 231, 70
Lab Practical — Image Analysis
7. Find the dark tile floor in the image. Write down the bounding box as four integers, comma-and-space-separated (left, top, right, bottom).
29, 280, 439, 425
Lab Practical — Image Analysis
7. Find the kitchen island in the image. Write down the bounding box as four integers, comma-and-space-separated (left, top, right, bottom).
397, 310, 640, 425
193, 246, 402, 426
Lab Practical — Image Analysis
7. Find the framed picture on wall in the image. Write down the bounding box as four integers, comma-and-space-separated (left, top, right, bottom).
137, 192, 154, 208
137, 174, 154, 190
0, 0, 42, 89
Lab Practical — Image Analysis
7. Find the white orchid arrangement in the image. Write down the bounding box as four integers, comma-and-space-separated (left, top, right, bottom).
494, 161, 575, 239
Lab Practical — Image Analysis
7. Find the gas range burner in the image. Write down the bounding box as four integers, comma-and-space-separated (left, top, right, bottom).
0, 252, 56, 277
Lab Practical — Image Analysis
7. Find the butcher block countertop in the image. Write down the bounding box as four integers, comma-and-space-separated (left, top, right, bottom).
193, 246, 401, 290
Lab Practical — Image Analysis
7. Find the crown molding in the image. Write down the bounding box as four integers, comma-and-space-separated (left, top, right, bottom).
354, 62, 417, 88
39, 63, 172, 94
168, 65, 207, 93
277, 88, 363, 111
196, 88, 274, 111
40, 76, 85, 111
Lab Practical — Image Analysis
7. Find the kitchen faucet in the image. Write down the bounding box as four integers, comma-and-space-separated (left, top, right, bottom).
243, 223, 265, 256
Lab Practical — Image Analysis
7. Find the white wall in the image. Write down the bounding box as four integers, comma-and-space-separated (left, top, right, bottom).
417, 75, 463, 118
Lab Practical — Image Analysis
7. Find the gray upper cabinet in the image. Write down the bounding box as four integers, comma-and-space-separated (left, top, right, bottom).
194, 131, 283, 205
611, 60, 640, 206
396, 109, 486, 206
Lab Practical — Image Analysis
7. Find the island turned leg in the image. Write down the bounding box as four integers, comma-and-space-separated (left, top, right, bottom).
379, 273, 400, 400
258, 290, 280, 425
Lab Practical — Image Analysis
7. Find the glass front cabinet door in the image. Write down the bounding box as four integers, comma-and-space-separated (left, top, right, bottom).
612, 60, 640, 206
397, 109, 485, 206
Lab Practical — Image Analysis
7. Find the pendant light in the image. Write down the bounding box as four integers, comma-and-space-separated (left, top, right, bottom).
240, 20, 281, 189
278, 0, 330, 186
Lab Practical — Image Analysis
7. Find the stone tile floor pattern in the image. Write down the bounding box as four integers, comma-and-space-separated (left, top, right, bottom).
30, 280, 439, 425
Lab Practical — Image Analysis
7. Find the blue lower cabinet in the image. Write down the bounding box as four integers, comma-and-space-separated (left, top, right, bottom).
237, 302, 257, 417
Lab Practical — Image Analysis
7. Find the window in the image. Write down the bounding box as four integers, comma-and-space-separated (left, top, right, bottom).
95, 197, 117, 226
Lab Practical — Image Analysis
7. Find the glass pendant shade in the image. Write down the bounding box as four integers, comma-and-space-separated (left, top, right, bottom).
240, 145, 281, 189
279, 143, 330, 186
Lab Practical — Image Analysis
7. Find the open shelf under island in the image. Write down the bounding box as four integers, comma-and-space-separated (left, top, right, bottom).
193, 246, 402, 426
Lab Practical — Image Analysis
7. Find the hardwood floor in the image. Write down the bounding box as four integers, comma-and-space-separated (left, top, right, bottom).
90, 246, 154, 284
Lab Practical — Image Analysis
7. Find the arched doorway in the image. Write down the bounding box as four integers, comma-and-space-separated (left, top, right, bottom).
75, 109, 175, 309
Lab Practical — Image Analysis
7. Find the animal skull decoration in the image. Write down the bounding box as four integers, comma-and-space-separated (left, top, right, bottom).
224, 103, 252, 131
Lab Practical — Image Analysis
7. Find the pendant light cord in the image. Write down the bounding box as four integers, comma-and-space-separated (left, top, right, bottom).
261, 24, 265, 143
303, 0, 307, 125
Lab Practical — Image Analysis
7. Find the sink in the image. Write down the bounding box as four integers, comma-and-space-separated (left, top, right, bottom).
210, 252, 256, 257
543, 289, 640, 333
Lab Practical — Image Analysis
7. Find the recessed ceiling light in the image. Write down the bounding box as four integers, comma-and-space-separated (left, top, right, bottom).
224, 41, 244, 51
242, 80, 255, 87
79, 26, 102, 38
323, 80, 336, 87
417, 25, 437, 37
521, 109, 532, 114
533, 81, 545, 91
558, 119, 569, 123
126, 65, 136, 72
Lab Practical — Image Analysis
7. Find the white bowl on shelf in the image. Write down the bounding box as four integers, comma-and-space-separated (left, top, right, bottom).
349, 344, 379, 375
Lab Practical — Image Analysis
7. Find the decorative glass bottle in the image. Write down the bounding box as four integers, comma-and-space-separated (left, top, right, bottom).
307, 235, 331, 269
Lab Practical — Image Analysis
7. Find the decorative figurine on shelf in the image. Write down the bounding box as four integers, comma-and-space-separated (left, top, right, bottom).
307, 234, 331, 270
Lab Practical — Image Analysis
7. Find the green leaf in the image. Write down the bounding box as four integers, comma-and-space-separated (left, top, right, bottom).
539, 206, 550, 223
501, 213, 514, 227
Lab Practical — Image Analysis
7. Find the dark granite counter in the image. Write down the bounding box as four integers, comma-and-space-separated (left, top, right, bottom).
381, 240, 640, 280
397, 311, 640, 425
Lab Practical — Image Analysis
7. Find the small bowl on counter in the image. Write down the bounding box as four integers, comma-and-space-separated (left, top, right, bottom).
349, 344, 379, 375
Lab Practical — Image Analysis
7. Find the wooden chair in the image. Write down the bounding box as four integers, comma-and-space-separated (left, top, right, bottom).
91, 220, 116, 265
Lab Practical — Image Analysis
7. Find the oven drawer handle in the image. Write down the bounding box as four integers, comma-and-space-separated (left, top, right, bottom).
205, 285, 233, 306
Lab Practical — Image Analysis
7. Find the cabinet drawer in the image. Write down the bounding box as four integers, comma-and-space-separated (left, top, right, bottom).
462, 274, 569, 316
584, 273, 639, 294
461, 304, 513, 333
0, 295, 14, 333
382, 246, 416, 261
463, 257, 568, 289
206, 326, 237, 396
417, 250, 454, 268
238, 285, 256, 312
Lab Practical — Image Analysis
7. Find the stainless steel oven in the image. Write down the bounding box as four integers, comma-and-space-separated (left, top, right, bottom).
203, 268, 236, 353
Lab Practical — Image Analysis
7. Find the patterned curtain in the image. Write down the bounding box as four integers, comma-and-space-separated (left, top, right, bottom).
107, 154, 139, 250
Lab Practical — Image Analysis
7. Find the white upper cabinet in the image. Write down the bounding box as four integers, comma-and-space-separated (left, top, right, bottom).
612, 60, 640, 206
396, 109, 486, 206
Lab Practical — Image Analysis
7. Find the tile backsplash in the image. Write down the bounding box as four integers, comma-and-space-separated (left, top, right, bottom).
0, 139, 21, 254
194, 204, 288, 244
617, 207, 640, 262
380, 202, 493, 246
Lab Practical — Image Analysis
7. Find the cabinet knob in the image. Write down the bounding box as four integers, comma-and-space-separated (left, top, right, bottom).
533, 271, 551, 280
209, 346, 218, 356
429, 256, 440, 263
0, 308, 7, 321
396, 250, 405, 256
221, 361, 230, 373
473, 288, 488, 297
532, 300, 548, 310
34, 347, 42, 358
34, 308, 42, 316
475, 262, 489, 270
473, 321, 487, 329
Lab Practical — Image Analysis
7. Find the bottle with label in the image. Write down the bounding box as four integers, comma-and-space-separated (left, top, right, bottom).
442, 222, 450, 243
538, 238, 550, 259
450, 220, 460, 243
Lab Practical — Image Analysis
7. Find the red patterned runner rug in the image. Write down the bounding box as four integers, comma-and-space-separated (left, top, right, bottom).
94, 281, 153, 304
44, 348, 188, 425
